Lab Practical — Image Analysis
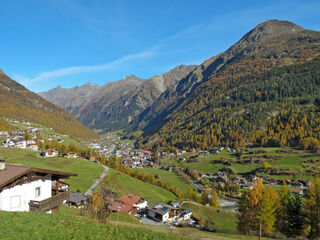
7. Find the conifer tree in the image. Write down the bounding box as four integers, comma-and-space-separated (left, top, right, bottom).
260, 186, 278, 236
305, 178, 320, 240
285, 195, 305, 238
275, 182, 290, 233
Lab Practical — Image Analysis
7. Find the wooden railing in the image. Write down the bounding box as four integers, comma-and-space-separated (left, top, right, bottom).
29, 191, 69, 212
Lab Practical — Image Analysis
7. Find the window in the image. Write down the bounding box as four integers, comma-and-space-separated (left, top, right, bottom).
10, 195, 21, 209
35, 187, 41, 198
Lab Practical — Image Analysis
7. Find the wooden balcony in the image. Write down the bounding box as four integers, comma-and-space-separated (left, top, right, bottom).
29, 191, 69, 212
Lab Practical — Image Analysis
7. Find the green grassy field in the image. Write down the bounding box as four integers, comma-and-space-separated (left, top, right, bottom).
9, 121, 83, 146
0, 148, 103, 193
136, 168, 194, 192
162, 148, 319, 181
0, 210, 184, 240
180, 202, 238, 233
105, 168, 177, 205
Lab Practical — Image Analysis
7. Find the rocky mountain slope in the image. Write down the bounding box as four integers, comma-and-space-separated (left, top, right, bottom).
41, 65, 196, 131
39, 83, 101, 115
133, 20, 320, 149
83, 65, 196, 131
0, 70, 98, 139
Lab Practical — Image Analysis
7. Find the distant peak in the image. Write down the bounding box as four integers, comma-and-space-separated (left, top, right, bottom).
243, 19, 304, 43
83, 82, 99, 87
121, 74, 144, 81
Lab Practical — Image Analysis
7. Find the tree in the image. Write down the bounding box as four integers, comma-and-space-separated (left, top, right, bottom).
90, 188, 107, 223
275, 182, 290, 234
209, 189, 220, 208
238, 178, 264, 236
285, 195, 305, 238
305, 178, 320, 240
260, 186, 278, 236
201, 190, 210, 205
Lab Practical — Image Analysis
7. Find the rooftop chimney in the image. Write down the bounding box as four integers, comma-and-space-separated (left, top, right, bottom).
0, 160, 5, 170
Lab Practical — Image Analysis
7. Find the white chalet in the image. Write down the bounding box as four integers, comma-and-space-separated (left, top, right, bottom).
0, 160, 77, 212
147, 203, 177, 223
42, 149, 59, 157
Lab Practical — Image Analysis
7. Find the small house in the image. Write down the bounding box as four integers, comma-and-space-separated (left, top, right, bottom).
66, 192, 88, 208
120, 193, 147, 210
42, 149, 59, 157
0, 160, 77, 212
63, 152, 78, 158
178, 209, 192, 222
0, 131, 10, 137
147, 203, 177, 223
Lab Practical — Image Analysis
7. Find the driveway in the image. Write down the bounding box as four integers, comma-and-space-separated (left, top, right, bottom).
85, 164, 109, 196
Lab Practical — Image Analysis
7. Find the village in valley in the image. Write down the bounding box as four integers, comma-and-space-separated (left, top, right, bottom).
0, 117, 317, 234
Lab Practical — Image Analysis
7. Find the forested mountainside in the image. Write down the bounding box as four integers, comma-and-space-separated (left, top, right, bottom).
38, 83, 101, 116
133, 20, 320, 150
0, 70, 98, 140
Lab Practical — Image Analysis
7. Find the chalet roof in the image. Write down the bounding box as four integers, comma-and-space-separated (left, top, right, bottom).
148, 203, 176, 216
119, 194, 143, 206
69, 192, 88, 204
0, 164, 77, 191
44, 148, 58, 153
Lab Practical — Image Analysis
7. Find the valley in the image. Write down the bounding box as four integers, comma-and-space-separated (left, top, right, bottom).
1, 17, 320, 240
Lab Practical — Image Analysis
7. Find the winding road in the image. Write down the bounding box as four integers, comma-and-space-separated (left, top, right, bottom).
85, 164, 109, 196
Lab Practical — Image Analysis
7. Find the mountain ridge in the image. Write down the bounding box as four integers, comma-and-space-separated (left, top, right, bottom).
0, 71, 98, 140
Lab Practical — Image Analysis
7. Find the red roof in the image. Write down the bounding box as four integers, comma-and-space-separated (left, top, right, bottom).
108, 201, 133, 213
119, 194, 142, 206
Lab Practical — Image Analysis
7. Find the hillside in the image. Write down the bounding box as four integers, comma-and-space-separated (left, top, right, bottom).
38, 83, 101, 116
0, 210, 185, 240
0, 70, 98, 140
135, 20, 320, 149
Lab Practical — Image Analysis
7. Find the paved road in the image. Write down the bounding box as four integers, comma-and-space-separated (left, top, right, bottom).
85, 164, 109, 196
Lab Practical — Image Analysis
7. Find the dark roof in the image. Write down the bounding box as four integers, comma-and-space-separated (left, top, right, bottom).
180, 209, 192, 216
148, 203, 176, 215
68, 192, 88, 204
0, 164, 77, 191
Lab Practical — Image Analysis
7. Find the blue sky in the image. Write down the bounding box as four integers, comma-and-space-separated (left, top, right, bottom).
0, 0, 319, 92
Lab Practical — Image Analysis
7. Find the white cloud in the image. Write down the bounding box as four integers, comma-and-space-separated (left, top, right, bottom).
15, 49, 155, 87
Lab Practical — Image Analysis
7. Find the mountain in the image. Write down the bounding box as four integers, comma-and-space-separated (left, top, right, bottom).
39, 83, 101, 116
41, 65, 196, 131
82, 65, 196, 131
133, 20, 320, 149
76, 75, 145, 129
0, 70, 98, 140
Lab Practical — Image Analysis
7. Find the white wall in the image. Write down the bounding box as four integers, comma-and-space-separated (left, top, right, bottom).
0, 176, 51, 212
134, 200, 148, 210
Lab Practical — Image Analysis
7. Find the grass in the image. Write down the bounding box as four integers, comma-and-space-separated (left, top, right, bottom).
0, 148, 103, 193
162, 148, 319, 181
0, 209, 184, 240
136, 168, 194, 192
105, 168, 177, 205
180, 202, 238, 233
0, 205, 275, 240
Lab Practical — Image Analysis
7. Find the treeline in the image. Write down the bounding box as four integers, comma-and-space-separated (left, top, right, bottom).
106, 156, 219, 207
35, 136, 99, 159
144, 58, 320, 150
238, 178, 320, 239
